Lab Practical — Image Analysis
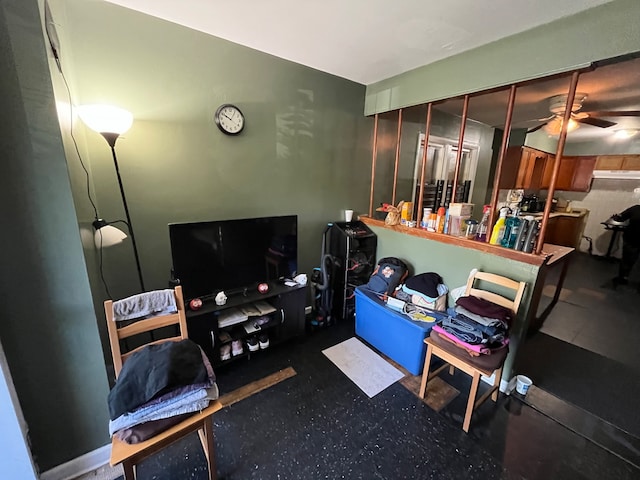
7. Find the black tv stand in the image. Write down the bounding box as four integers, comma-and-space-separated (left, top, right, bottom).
185, 281, 307, 368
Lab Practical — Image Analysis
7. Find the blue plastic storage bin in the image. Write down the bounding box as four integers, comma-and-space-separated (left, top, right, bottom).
355, 287, 442, 375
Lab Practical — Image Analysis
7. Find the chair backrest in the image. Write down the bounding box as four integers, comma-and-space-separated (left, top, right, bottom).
105, 286, 189, 378
463, 271, 526, 314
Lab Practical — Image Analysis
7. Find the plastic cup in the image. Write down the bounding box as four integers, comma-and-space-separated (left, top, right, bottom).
515, 375, 532, 395
345, 209, 354, 222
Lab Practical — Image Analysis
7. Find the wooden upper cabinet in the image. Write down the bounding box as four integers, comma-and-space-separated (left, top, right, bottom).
571, 156, 596, 191
515, 147, 536, 188
499, 147, 596, 191
541, 155, 596, 192
622, 156, 640, 170
595, 155, 625, 170
499, 146, 549, 189
498, 146, 521, 189
527, 149, 548, 190
595, 155, 640, 171
541, 155, 555, 189
556, 156, 577, 190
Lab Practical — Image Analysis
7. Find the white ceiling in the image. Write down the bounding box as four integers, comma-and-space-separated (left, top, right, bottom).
102, 0, 639, 145
105, 0, 614, 85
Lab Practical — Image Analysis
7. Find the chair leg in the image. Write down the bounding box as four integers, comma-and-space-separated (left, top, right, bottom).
203, 417, 217, 480
419, 344, 434, 398
463, 371, 481, 433
121, 461, 135, 480
491, 367, 503, 402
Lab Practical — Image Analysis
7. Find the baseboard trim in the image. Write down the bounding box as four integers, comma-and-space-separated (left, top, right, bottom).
40, 444, 110, 480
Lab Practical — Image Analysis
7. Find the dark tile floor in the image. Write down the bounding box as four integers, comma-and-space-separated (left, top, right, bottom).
118, 252, 640, 480
517, 252, 640, 433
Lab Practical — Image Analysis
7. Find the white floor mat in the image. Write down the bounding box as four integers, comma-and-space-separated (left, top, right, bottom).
322, 337, 404, 398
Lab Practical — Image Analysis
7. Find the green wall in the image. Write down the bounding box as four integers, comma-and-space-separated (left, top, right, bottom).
50, 0, 373, 378
0, 0, 110, 471
53, 0, 372, 304
1, 0, 373, 473
365, 0, 640, 115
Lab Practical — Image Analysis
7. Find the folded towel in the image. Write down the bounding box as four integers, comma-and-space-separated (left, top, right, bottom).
113, 289, 177, 322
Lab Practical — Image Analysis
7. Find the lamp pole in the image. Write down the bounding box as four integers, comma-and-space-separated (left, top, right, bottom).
102, 132, 145, 292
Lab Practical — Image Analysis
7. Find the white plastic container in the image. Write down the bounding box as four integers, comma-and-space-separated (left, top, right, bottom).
515, 375, 532, 395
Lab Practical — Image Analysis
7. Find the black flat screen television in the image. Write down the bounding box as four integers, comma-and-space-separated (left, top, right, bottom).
169, 215, 297, 300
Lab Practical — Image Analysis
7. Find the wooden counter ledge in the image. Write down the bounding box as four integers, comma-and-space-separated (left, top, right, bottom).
359, 216, 574, 267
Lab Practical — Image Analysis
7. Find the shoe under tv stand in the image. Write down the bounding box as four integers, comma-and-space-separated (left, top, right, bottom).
185, 282, 307, 368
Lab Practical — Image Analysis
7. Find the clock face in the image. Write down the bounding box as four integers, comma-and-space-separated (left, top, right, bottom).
214, 104, 245, 135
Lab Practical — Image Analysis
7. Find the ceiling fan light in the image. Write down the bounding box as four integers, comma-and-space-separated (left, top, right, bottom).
614, 129, 639, 139
544, 117, 579, 136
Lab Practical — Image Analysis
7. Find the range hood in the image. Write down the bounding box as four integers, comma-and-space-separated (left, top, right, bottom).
592, 170, 640, 180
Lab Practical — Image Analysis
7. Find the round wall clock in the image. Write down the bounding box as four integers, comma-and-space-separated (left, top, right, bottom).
214, 104, 245, 135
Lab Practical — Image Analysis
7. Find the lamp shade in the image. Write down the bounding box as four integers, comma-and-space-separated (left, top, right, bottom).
93, 219, 128, 248
77, 104, 133, 135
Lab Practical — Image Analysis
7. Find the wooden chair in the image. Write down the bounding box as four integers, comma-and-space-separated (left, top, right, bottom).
105, 286, 223, 480
418, 272, 526, 432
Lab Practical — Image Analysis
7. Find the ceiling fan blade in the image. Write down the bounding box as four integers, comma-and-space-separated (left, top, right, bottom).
584, 110, 640, 117
577, 117, 617, 128
527, 121, 549, 134
536, 114, 555, 122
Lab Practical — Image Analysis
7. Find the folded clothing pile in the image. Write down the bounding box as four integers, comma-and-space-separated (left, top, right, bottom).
394, 272, 448, 312
431, 294, 513, 370
107, 339, 218, 444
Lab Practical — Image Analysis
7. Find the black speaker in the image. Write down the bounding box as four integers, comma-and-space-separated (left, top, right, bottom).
326, 221, 377, 320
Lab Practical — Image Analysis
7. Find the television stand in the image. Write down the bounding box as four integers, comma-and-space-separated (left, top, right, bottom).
185, 282, 307, 368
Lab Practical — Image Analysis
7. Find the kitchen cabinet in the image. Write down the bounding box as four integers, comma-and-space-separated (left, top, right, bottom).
572, 156, 597, 190
622, 156, 640, 170
595, 155, 624, 170
516, 147, 548, 189
498, 146, 522, 189
499, 146, 548, 189
501, 149, 595, 192
595, 155, 640, 171
543, 211, 588, 248
541, 155, 596, 192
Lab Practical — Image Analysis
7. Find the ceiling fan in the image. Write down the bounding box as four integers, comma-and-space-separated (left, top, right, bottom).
527, 93, 640, 134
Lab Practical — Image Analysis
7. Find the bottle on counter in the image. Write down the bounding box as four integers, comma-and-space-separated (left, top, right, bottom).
420, 208, 432, 229
436, 207, 446, 233
443, 208, 450, 234
427, 211, 437, 232
475, 204, 491, 242
514, 216, 533, 251
489, 207, 509, 245
522, 218, 541, 253
501, 216, 521, 249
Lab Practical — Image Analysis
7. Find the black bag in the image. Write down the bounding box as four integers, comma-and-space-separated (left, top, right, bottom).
365, 257, 409, 296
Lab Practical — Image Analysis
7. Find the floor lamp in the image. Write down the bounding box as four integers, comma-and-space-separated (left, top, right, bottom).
78, 104, 146, 292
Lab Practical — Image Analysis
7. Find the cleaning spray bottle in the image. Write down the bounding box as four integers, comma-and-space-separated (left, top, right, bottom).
475, 205, 491, 242
489, 207, 509, 245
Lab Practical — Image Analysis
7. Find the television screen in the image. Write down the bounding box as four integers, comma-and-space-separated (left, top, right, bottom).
169, 215, 297, 300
